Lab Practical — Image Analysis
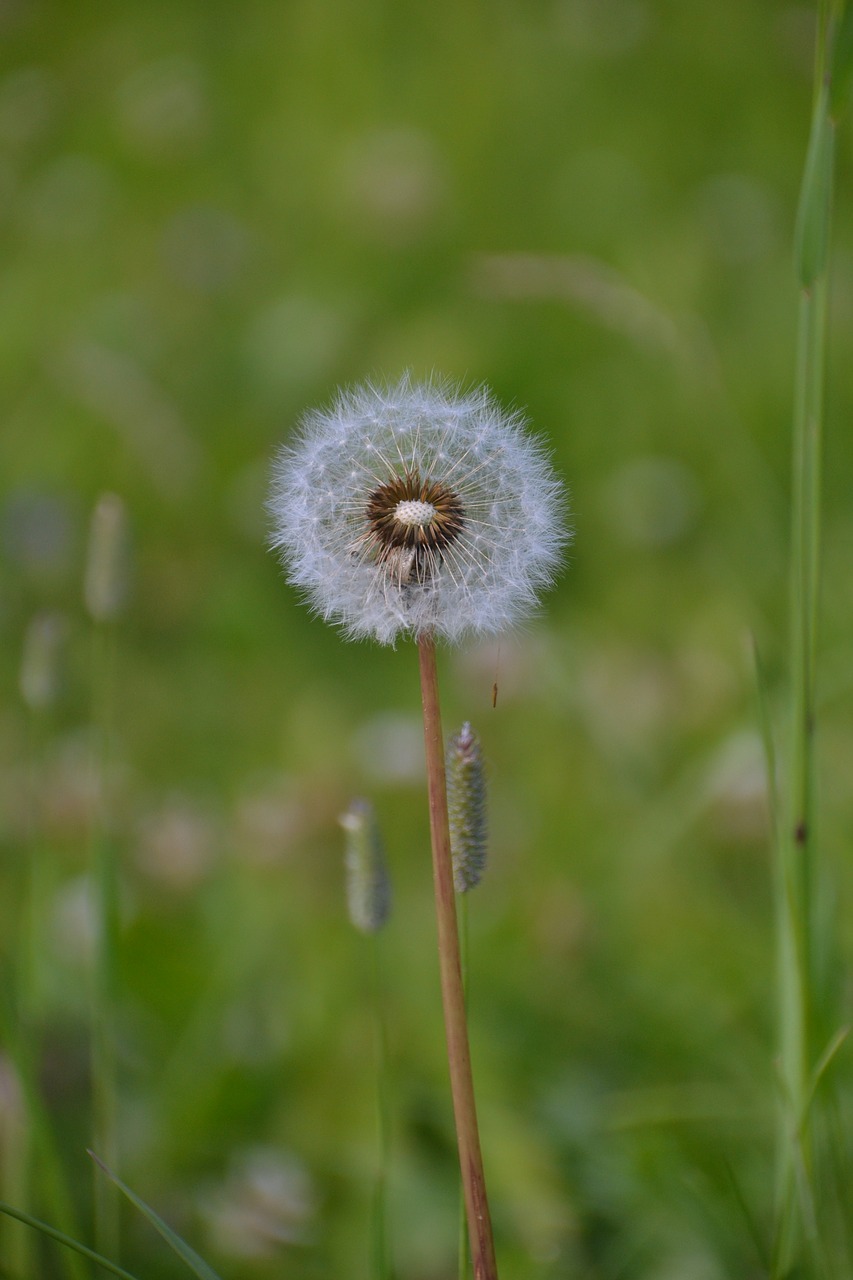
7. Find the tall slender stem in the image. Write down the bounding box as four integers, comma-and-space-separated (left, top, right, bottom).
91, 620, 120, 1261
775, 3, 836, 1270
370, 934, 392, 1280
417, 634, 498, 1280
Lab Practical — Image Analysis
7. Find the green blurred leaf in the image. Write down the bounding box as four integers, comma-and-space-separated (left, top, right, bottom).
89, 1153, 225, 1280
0, 1199, 141, 1280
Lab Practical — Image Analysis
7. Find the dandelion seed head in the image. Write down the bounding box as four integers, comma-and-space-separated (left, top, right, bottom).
269, 375, 568, 644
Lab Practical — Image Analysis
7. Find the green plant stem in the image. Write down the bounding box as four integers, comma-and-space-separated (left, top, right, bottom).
90, 621, 120, 1262
370, 933, 392, 1280
417, 634, 497, 1280
775, 3, 835, 1270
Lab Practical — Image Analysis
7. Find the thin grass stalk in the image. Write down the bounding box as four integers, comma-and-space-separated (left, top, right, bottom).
775, 3, 836, 1270
370, 934, 393, 1280
417, 634, 497, 1280
0, 1201, 141, 1280
9, 710, 44, 1280
0, 993, 88, 1280
12, 636, 85, 1280
90, 619, 121, 1261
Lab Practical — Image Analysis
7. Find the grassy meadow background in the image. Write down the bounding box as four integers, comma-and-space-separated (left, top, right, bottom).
3, 1, 853, 1276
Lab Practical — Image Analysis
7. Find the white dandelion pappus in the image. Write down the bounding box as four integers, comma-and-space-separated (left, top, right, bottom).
269, 376, 568, 645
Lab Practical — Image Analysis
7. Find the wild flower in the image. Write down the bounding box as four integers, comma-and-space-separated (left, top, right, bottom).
270, 376, 567, 644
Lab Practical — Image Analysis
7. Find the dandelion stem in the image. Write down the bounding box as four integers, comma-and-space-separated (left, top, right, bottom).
417, 634, 497, 1280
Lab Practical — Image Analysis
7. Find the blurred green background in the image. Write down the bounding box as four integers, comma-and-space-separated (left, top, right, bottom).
3, 1, 853, 1276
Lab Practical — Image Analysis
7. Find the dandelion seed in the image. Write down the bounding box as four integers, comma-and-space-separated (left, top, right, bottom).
269, 375, 568, 644
339, 799, 392, 934
447, 723, 487, 893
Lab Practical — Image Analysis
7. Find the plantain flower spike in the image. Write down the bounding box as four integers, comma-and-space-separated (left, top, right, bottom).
446, 723, 487, 893
84, 493, 129, 623
339, 798, 392, 933
19, 612, 67, 712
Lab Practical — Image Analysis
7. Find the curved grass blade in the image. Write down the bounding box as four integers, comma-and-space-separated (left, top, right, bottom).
89, 1152, 224, 1280
794, 86, 834, 288
830, 3, 853, 119
0, 1199, 140, 1279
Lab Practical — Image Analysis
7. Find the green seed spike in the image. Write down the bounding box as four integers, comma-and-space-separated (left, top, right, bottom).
446, 723, 487, 894
339, 800, 392, 933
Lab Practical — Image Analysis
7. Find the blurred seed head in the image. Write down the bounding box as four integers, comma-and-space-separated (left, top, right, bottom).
51, 875, 98, 969
115, 56, 208, 157
84, 492, 129, 621
19, 611, 66, 711
61, 342, 201, 501
0, 66, 58, 149
352, 711, 424, 785
245, 294, 350, 401
337, 127, 447, 245
339, 798, 392, 933
446, 723, 488, 893
602, 456, 700, 548
161, 205, 249, 294
199, 1147, 316, 1258
2, 489, 75, 583
135, 797, 218, 894
43, 731, 104, 841
234, 776, 304, 868
25, 154, 113, 242
555, 0, 649, 57
0, 1056, 25, 1155
697, 173, 780, 264
704, 729, 769, 843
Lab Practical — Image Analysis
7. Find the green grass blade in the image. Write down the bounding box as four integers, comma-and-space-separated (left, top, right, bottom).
794, 88, 834, 288
806, 1025, 849, 1109
89, 1153, 224, 1280
830, 3, 853, 118
0, 1199, 141, 1280
749, 632, 780, 847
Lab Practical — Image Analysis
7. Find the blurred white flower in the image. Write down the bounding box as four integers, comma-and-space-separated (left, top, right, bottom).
200, 1147, 316, 1258
270, 376, 567, 644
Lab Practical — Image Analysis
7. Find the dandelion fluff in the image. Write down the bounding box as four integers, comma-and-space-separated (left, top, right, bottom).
269, 376, 568, 644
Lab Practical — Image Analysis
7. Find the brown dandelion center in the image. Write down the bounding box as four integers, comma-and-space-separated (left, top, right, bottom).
364, 472, 465, 582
